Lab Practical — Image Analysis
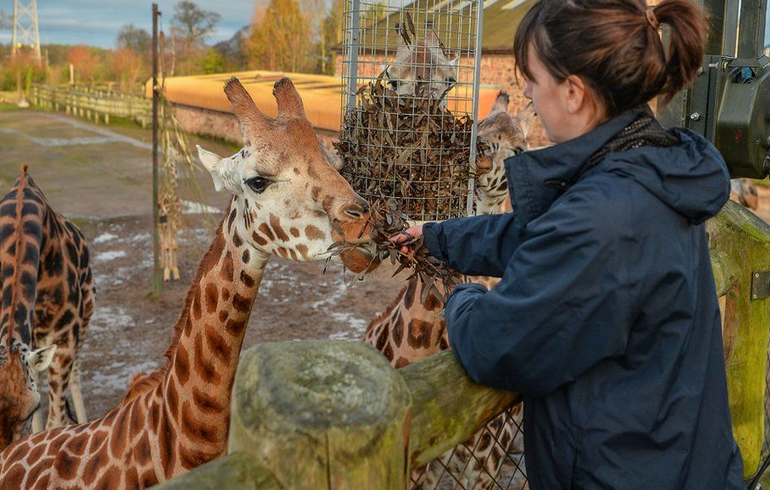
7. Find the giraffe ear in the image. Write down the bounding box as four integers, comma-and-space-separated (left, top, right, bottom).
515, 103, 535, 138
27, 344, 56, 373
319, 142, 344, 171
197, 145, 243, 195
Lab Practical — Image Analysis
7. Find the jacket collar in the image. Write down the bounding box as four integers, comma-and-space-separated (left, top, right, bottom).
503, 108, 643, 226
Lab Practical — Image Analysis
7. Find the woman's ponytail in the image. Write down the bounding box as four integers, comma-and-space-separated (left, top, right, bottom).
653, 0, 708, 103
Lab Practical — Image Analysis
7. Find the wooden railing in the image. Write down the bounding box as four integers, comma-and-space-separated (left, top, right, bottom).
30, 84, 151, 127
154, 199, 770, 488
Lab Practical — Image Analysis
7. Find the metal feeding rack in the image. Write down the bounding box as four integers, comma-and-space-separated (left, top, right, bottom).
337, 0, 485, 221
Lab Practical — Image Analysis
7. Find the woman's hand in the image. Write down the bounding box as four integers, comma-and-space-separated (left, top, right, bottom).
389, 224, 424, 254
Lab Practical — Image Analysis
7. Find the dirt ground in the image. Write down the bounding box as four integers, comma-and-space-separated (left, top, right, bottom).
0, 109, 405, 419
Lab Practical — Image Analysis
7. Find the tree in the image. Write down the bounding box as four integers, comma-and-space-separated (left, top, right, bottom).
112, 48, 143, 90
201, 47, 226, 74
116, 24, 151, 54
247, 0, 312, 73
172, 1, 221, 45
319, 0, 344, 74
171, 1, 221, 75
67, 46, 100, 84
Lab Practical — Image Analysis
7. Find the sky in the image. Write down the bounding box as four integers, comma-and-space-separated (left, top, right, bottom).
0, 0, 257, 48
0, 0, 769, 50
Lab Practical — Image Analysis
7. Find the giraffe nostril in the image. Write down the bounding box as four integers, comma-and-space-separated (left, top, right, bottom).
343, 204, 366, 220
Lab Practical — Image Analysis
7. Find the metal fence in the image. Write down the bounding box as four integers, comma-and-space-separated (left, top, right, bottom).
338, 0, 484, 221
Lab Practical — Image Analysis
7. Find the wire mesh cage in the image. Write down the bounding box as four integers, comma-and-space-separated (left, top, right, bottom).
337, 0, 486, 221
411, 404, 528, 490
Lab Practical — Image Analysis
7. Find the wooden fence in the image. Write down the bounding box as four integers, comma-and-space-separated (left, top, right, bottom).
30, 84, 152, 127
150, 199, 770, 489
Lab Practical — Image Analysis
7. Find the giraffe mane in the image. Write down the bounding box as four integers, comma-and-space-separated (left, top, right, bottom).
123, 216, 228, 403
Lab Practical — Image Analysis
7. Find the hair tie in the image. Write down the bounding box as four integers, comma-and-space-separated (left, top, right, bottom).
645, 8, 660, 30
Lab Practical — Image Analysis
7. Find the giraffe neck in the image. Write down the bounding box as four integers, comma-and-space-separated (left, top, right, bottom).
0, 177, 52, 349
153, 202, 269, 475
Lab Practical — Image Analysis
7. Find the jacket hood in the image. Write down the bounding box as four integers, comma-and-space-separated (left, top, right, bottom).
600, 129, 730, 224
504, 108, 730, 226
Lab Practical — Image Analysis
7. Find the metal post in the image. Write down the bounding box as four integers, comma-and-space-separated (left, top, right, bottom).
737, 0, 768, 58
152, 3, 162, 298
345, 0, 361, 112
466, 0, 484, 217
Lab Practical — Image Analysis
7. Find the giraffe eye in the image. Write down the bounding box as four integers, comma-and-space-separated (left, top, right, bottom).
246, 176, 271, 194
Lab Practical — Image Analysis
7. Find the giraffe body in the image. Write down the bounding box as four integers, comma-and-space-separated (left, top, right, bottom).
365, 93, 531, 489
0, 76, 374, 489
0, 167, 93, 450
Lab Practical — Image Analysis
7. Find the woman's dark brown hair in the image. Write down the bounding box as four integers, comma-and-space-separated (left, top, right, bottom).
513, 0, 707, 116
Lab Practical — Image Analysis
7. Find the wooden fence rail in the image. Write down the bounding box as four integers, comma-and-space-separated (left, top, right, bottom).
151, 199, 770, 489
30, 84, 152, 127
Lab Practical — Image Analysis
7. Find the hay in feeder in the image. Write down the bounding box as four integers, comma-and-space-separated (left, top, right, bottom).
336, 77, 491, 221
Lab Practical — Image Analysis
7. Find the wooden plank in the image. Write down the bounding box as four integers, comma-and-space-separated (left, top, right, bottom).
153, 452, 283, 490
229, 341, 412, 490
709, 200, 770, 477
400, 350, 519, 467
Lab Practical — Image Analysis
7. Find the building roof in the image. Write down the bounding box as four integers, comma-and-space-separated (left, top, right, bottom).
151, 70, 504, 133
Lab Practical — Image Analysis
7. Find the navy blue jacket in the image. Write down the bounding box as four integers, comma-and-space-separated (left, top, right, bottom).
423, 109, 744, 489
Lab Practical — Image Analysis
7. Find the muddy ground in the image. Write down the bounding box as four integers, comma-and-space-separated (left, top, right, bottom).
0, 109, 405, 419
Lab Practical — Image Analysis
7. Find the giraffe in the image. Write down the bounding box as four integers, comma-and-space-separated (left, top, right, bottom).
0, 166, 94, 450
0, 76, 374, 490
158, 188, 181, 282
383, 13, 460, 102
730, 178, 759, 211
364, 92, 532, 489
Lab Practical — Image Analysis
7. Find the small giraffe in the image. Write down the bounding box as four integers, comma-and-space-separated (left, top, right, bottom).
365, 93, 531, 489
0, 166, 94, 450
158, 189, 181, 281
0, 77, 374, 490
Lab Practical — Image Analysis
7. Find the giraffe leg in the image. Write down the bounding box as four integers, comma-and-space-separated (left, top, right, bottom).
68, 358, 88, 423
69, 285, 94, 424
171, 235, 180, 280
31, 367, 45, 433
45, 345, 75, 429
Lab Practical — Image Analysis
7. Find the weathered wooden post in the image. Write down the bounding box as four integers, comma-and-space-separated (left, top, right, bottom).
229, 341, 412, 489
709, 200, 770, 477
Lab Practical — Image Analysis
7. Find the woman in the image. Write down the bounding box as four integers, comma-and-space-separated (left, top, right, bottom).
393, 0, 744, 488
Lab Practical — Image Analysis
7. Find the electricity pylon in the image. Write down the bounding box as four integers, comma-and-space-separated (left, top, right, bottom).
11, 0, 41, 60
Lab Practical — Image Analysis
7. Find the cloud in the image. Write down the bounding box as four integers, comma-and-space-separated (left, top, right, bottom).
25, 0, 256, 48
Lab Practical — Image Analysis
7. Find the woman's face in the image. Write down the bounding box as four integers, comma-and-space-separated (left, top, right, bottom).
522, 45, 600, 143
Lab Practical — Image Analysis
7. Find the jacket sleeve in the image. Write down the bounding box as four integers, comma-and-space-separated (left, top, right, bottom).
444, 186, 633, 397
422, 212, 522, 278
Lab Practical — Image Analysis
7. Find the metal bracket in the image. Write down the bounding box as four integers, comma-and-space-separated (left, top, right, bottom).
751, 270, 770, 300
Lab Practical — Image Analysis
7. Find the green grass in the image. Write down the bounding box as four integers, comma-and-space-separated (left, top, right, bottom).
0, 102, 21, 112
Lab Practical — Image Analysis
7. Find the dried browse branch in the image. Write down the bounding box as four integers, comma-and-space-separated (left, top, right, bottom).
336, 76, 491, 221
327, 199, 460, 303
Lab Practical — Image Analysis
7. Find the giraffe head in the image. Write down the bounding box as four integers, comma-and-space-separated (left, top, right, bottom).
384, 16, 460, 101
197, 77, 375, 272
0, 342, 56, 448
474, 92, 533, 215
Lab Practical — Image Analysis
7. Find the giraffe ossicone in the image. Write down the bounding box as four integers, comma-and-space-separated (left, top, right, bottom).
0, 76, 375, 490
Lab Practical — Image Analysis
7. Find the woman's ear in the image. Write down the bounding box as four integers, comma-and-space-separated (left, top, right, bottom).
565, 75, 588, 115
